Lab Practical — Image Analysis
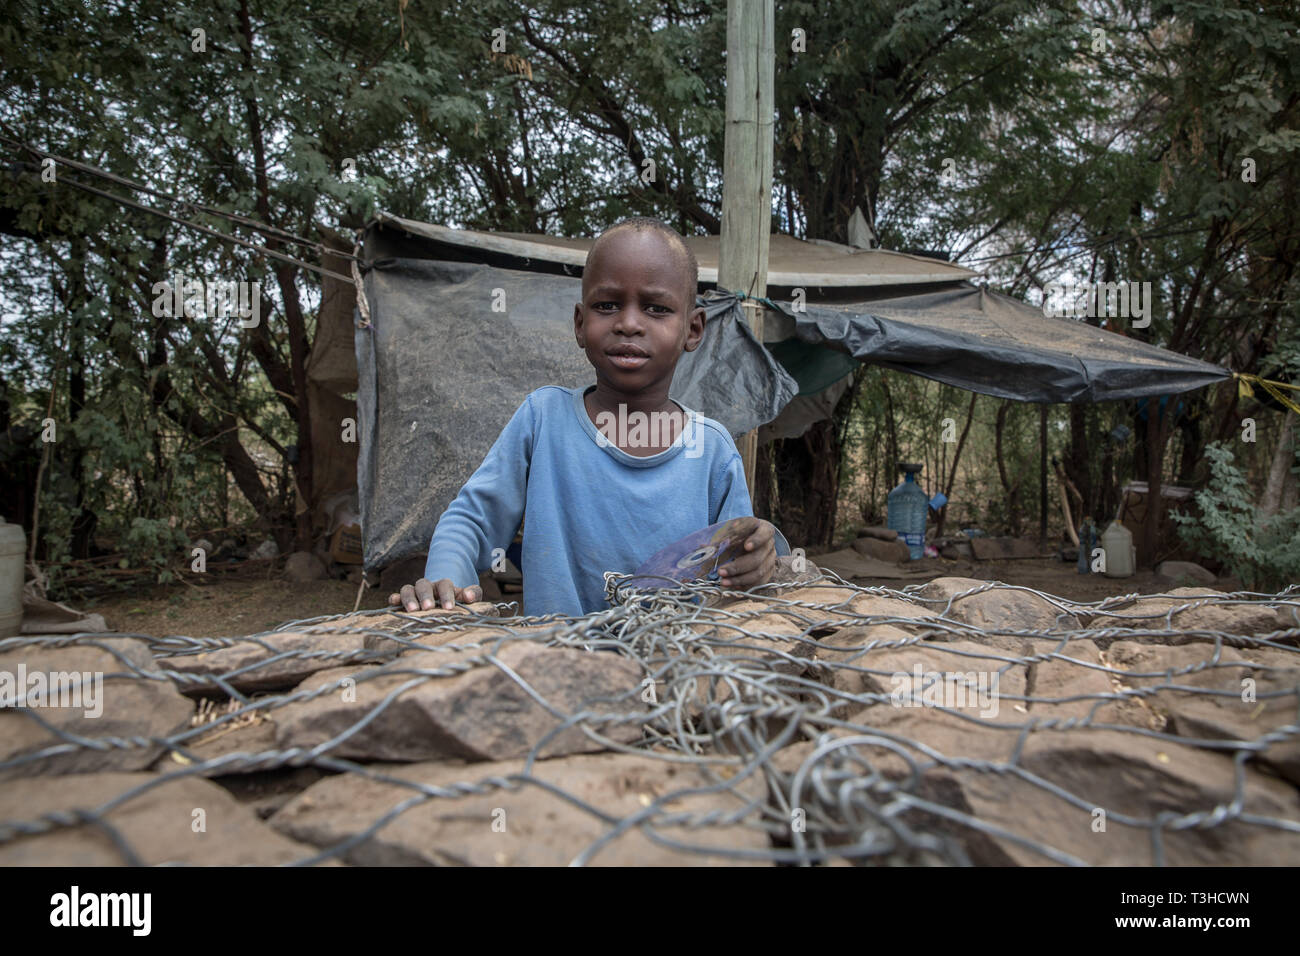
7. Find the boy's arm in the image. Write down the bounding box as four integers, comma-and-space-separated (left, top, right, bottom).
711, 450, 791, 589
421, 394, 536, 602
711, 452, 792, 554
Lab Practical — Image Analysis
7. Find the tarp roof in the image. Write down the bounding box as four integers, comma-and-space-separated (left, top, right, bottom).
779, 286, 1231, 404
371, 211, 980, 288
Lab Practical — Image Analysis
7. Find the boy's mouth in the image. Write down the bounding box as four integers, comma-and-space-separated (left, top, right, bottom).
607, 345, 650, 370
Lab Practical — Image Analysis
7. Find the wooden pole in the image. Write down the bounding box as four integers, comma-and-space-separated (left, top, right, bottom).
1039, 404, 1049, 545
718, 0, 774, 502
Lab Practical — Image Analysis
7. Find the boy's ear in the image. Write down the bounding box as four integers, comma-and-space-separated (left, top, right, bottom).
683, 305, 706, 352
573, 302, 585, 346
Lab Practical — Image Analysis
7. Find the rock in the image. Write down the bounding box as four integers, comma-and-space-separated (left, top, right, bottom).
804, 594, 939, 704
810, 548, 931, 581
341, 604, 533, 656
764, 553, 822, 590
213, 766, 328, 820
772, 586, 933, 626
1278, 602, 1300, 630
851, 536, 911, 562
916, 577, 1080, 631
215, 537, 244, 561
1086, 588, 1282, 639
0, 639, 195, 780
252, 538, 280, 560
284, 551, 328, 583
157, 631, 396, 696
270, 752, 771, 866
1105, 640, 1300, 784
273, 642, 647, 762
909, 730, 1300, 865
812, 636, 1026, 721
1155, 560, 1216, 587
709, 588, 935, 658
21, 587, 109, 635
1024, 638, 1122, 724
192, 538, 215, 555
695, 614, 814, 677
162, 706, 282, 774
0, 771, 328, 865
856, 526, 898, 542
361, 621, 539, 656
771, 725, 1300, 866
769, 732, 954, 864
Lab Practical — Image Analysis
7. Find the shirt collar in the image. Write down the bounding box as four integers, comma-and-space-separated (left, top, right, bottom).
572, 385, 697, 468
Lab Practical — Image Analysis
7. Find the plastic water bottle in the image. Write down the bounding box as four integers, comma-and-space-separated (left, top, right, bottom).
887, 464, 928, 560
1101, 520, 1134, 577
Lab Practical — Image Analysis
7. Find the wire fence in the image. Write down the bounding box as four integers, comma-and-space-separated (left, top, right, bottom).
2, 572, 1298, 866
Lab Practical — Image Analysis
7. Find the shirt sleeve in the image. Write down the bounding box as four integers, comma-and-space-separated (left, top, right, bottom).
423, 393, 534, 588
710, 447, 791, 557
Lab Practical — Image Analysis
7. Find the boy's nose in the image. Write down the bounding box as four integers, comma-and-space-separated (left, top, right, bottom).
612, 309, 647, 333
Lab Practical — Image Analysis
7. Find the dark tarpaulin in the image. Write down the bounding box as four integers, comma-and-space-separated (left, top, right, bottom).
354, 259, 796, 572
763, 285, 1231, 403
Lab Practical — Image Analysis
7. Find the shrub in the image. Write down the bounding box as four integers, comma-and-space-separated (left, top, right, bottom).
1172, 441, 1300, 592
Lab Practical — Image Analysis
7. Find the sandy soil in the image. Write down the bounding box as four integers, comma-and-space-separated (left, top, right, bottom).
86, 576, 395, 638
77, 555, 1220, 639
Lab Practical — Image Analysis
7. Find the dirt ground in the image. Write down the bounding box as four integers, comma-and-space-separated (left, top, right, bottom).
85, 575, 396, 638
79, 557, 1211, 639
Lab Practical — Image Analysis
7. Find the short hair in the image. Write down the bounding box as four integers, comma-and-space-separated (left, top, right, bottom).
588, 217, 699, 305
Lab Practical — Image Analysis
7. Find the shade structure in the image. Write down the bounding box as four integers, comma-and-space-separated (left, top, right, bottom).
761, 285, 1230, 403
354, 215, 1231, 571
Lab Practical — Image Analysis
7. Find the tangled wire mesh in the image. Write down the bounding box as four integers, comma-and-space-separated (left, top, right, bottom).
1, 571, 1298, 866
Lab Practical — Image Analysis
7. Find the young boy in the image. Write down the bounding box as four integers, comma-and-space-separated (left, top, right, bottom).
389, 217, 788, 617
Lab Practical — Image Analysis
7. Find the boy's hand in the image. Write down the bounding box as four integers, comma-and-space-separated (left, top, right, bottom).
389, 578, 482, 612
717, 519, 777, 590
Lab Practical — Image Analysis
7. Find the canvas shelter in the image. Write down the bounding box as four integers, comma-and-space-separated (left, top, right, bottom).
347, 212, 1230, 572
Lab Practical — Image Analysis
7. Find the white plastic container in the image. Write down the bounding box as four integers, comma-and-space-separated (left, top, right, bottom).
1101, 519, 1134, 578
0, 517, 25, 636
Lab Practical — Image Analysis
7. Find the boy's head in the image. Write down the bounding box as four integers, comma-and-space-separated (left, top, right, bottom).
574, 218, 706, 400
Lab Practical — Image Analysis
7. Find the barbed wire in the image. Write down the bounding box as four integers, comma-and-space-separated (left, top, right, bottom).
1, 572, 1298, 866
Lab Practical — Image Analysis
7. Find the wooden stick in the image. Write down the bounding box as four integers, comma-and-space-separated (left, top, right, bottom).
1051, 459, 1080, 548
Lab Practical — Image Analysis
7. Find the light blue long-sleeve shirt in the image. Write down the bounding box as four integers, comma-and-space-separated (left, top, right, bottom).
424, 384, 788, 617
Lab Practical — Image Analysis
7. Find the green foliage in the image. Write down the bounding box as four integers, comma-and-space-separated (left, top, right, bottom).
120, 517, 191, 584
2, 0, 1299, 590
1173, 443, 1300, 592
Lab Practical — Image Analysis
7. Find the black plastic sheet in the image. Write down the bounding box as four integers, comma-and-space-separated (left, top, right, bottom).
768, 285, 1231, 403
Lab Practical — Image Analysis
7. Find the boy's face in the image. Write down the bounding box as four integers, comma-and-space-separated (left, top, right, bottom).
574, 229, 705, 402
